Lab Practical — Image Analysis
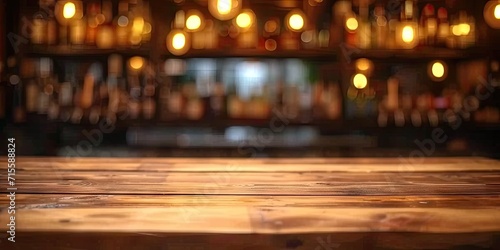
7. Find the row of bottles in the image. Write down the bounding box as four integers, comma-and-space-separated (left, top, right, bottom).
0, 56, 343, 124
30, 0, 152, 48
338, 0, 475, 50
2, 56, 498, 126
157, 80, 342, 122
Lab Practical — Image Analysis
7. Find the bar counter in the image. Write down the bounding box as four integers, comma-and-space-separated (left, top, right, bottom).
1, 157, 500, 249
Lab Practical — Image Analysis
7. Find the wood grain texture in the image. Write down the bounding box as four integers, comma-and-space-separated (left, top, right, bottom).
0, 157, 499, 238
5, 156, 500, 172
2, 194, 500, 209
2, 207, 500, 233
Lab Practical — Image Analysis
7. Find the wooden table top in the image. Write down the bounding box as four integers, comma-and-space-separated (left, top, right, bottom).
1, 157, 500, 236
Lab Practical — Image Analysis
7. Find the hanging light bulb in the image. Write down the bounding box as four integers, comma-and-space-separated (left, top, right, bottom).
396, 22, 418, 48
352, 73, 368, 89
208, 0, 241, 21
217, 0, 232, 15
286, 9, 306, 32
484, 1, 500, 29
166, 30, 190, 55
129, 56, 145, 71
402, 25, 414, 43
55, 1, 83, 25
428, 60, 448, 82
185, 10, 205, 32
234, 9, 255, 31
355, 58, 374, 76
345, 17, 358, 32
63, 2, 76, 19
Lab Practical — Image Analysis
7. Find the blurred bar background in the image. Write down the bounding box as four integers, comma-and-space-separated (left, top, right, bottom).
0, 0, 499, 158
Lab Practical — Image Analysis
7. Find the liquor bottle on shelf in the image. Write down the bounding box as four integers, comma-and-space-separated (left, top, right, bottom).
37, 58, 53, 115
142, 73, 156, 120
127, 74, 142, 120
70, 17, 87, 45
184, 82, 204, 120
325, 83, 342, 120
372, 5, 388, 49
47, 12, 58, 45
37, 77, 51, 115
312, 81, 325, 120
88, 73, 104, 124
227, 84, 244, 119
282, 84, 300, 121
210, 72, 226, 118
31, 15, 47, 45
318, 16, 330, 48
420, 4, 437, 46
115, 1, 130, 47
247, 86, 269, 120
167, 78, 184, 120
410, 108, 422, 127
263, 18, 280, 51
436, 8, 449, 47
7, 58, 26, 123
386, 9, 399, 49
47, 75, 60, 121
96, 1, 114, 48
59, 64, 76, 122
85, 2, 101, 46
386, 77, 399, 112
18, 59, 37, 113
357, 3, 371, 49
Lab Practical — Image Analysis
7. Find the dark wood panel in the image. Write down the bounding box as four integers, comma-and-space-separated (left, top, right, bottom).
1, 232, 499, 250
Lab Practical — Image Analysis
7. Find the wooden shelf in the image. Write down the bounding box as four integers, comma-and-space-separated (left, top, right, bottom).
163, 48, 337, 59
24, 45, 151, 57
350, 47, 491, 61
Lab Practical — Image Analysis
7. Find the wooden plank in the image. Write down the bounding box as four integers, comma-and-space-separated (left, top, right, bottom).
1, 206, 500, 233
2, 194, 500, 209
7, 156, 498, 164
4, 171, 500, 195
6, 158, 500, 172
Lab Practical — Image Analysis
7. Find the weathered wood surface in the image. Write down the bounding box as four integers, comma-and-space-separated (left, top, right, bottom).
1, 157, 500, 249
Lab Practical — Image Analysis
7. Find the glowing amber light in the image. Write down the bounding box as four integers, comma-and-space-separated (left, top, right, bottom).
288, 14, 304, 31
458, 23, 470, 35
495, 4, 500, 19
402, 25, 414, 43
428, 60, 447, 82
265, 20, 277, 33
63, 2, 76, 19
431, 62, 445, 78
217, 0, 232, 15
345, 17, 358, 31
132, 17, 145, 34
129, 57, 144, 70
172, 33, 186, 50
355, 58, 371, 71
167, 30, 189, 55
186, 15, 202, 30
452, 24, 471, 36
236, 12, 252, 28
353, 73, 368, 89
